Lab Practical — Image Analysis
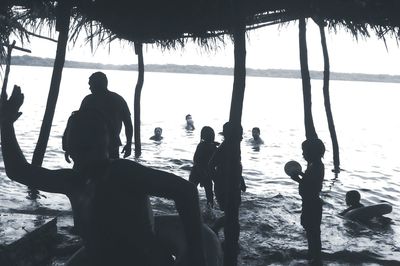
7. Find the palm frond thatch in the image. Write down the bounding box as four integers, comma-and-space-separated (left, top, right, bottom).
1, 0, 400, 55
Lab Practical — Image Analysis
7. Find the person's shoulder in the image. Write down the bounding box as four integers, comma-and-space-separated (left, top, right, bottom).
81, 94, 93, 103
108, 91, 125, 101
205, 141, 219, 150
110, 158, 137, 167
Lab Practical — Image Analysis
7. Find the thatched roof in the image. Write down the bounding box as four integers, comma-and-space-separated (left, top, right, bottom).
1, 0, 400, 57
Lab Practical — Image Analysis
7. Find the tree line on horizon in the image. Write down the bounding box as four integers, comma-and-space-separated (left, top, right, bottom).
5, 55, 400, 83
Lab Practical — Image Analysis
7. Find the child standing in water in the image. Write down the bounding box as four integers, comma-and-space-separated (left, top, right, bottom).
189, 126, 219, 208
290, 138, 325, 264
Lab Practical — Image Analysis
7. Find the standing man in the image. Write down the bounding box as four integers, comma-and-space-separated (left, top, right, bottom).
79, 71, 133, 158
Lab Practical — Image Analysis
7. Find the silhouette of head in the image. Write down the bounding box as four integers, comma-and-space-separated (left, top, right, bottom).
64, 110, 109, 165
345, 190, 361, 206
302, 138, 325, 161
89, 72, 108, 93
186, 114, 194, 124
222, 122, 243, 141
154, 127, 162, 136
252, 127, 261, 139
200, 126, 215, 142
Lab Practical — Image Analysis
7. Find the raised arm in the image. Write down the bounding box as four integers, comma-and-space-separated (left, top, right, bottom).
115, 160, 206, 266
1, 86, 75, 194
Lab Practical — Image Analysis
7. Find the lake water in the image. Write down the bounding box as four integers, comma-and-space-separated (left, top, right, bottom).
1, 66, 400, 265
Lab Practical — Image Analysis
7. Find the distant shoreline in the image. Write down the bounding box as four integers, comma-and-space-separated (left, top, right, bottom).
8, 55, 400, 83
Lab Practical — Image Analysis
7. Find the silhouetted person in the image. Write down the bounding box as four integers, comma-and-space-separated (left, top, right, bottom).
208, 122, 246, 259
209, 122, 246, 211
289, 138, 325, 264
150, 127, 163, 141
1, 86, 207, 266
73, 71, 133, 160
249, 127, 264, 145
185, 114, 195, 131
340, 190, 364, 216
189, 126, 219, 208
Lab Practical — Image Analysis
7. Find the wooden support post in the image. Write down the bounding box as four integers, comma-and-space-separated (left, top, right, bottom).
299, 18, 318, 140
224, 5, 246, 266
134, 42, 144, 158
1, 40, 16, 101
32, 1, 71, 166
318, 22, 340, 173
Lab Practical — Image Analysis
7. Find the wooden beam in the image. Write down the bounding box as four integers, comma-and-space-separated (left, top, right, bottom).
224, 1, 247, 265
32, 1, 71, 166
0, 43, 31, 53
134, 42, 144, 158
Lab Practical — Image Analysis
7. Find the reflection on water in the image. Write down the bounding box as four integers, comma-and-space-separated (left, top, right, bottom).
0, 66, 399, 263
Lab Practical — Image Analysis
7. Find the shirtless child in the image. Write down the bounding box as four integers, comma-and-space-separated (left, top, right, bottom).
1, 86, 206, 266
289, 138, 325, 264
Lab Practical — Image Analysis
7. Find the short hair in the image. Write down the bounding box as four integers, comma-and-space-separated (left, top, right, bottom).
252, 127, 260, 134
346, 190, 361, 204
222, 122, 243, 140
302, 138, 325, 160
185, 114, 192, 120
200, 126, 215, 142
154, 127, 162, 133
89, 72, 108, 88
63, 110, 109, 156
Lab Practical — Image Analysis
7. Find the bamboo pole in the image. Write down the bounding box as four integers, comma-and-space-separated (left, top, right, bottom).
31, 1, 71, 166
1, 40, 16, 101
223, 3, 246, 266
0, 42, 31, 53
318, 22, 340, 173
299, 18, 318, 140
134, 42, 144, 158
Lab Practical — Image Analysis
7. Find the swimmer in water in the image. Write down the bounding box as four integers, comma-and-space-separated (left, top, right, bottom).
249, 127, 264, 145
340, 190, 364, 216
185, 114, 195, 131
150, 127, 163, 141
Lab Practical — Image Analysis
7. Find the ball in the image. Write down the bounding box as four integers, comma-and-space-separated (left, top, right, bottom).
284, 160, 302, 176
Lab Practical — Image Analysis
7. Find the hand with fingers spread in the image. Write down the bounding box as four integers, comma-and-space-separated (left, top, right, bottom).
1, 85, 24, 125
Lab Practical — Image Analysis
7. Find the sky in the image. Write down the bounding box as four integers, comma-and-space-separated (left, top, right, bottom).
13, 22, 400, 75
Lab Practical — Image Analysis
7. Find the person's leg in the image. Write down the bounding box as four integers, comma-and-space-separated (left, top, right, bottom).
304, 200, 322, 263
306, 228, 321, 261
204, 179, 214, 207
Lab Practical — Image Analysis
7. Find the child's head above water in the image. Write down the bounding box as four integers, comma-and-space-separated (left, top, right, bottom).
345, 190, 361, 206
301, 138, 325, 162
154, 127, 162, 136
200, 126, 215, 142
